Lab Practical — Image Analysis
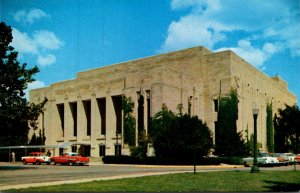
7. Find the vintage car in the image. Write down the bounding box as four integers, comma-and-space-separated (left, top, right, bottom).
242, 153, 279, 167
294, 154, 300, 163
281, 153, 296, 163
21, 152, 51, 165
273, 153, 296, 164
272, 153, 289, 166
50, 152, 89, 166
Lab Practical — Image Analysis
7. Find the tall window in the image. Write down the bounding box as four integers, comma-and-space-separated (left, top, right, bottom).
99, 144, 106, 157
137, 92, 144, 135
97, 98, 106, 135
112, 96, 122, 134
188, 96, 192, 116
146, 90, 151, 134
69, 102, 77, 137
83, 100, 91, 136
213, 99, 219, 112
57, 104, 64, 137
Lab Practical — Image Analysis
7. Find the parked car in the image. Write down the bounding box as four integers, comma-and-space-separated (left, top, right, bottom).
283, 153, 296, 163
242, 153, 279, 167
275, 153, 295, 164
294, 154, 300, 163
21, 152, 51, 165
272, 153, 289, 166
50, 152, 89, 166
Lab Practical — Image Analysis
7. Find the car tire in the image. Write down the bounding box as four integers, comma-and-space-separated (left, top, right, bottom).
47, 162, 50, 165
36, 161, 41, 165
22, 160, 27, 165
68, 161, 74, 166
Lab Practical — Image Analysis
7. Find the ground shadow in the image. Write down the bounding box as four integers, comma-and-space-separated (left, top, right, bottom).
263, 180, 300, 192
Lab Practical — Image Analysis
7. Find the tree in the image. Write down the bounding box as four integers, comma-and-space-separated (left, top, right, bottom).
215, 88, 249, 157
274, 104, 300, 153
151, 104, 213, 162
0, 22, 47, 146
122, 96, 136, 146
266, 102, 274, 152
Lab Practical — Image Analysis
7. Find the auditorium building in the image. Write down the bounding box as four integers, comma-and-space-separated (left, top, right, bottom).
29, 46, 297, 158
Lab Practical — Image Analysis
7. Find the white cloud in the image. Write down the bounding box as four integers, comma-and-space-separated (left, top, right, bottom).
24, 80, 46, 100
13, 8, 50, 24
161, 0, 300, 66
34, 30, 63, 50
160, 14, 228, 52
37, 54, 56, 66
216, 40, 281, 67
11, 28, 38, 54
11, 28, 63, 67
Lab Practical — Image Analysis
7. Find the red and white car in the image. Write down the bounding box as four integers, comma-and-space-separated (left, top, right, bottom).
50, 152, 90, 166
21, 152, 51, 165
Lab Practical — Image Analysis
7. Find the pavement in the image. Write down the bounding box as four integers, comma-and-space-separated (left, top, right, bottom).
0, 161, 244, 191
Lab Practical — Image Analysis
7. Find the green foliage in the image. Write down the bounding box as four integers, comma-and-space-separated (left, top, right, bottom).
0, 22, 47, 146
29, 129, 46, 145
274, 104, 300, 153
102, 155, 243, 165
266, 103, 274, 152
130, 130, 149, 159
122, 96, 136, 147
215, 88, 249, 156
247, 133, 262, 156
151, 104, 214, 162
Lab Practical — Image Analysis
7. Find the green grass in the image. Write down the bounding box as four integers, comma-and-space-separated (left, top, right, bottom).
5, 171, 300, 192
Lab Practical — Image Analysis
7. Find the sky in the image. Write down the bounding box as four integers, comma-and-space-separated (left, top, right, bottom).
1, 0, 299, 102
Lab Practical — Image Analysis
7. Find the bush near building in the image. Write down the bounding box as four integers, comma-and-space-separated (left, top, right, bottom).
102, 155, 243, 165
150, 104, 214, 163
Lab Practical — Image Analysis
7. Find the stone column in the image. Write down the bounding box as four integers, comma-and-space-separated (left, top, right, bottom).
90, 94, 98, 157
77, 95, 84, 142
106, 92, 116, 155
64, 96, 72, 145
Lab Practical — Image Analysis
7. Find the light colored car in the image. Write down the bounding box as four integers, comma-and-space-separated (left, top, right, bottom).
21, 152, 51, 165
273, 153, 289, 166
242, 153, 279, 167
275, 153, 295, 164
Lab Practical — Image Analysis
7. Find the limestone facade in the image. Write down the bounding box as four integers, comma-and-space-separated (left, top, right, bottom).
29, 46, 297, 157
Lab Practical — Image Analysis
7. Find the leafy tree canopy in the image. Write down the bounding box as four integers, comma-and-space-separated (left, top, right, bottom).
151, 104, 213, 162
0, 22, 47, 146
215, 88, 249, 157
274, 104, 300, 153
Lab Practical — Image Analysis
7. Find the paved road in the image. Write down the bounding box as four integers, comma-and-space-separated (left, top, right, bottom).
0, 162, 298, 191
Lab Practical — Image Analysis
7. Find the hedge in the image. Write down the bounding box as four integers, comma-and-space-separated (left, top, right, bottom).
102, 156, 243, 165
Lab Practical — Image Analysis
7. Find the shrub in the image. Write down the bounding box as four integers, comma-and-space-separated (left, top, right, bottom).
102, 156, 243, 165
151, 104, 213, 163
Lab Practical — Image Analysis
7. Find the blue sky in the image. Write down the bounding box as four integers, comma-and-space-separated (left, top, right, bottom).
1, 0, 299, 102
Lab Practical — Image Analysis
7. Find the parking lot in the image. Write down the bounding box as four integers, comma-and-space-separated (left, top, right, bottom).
0, 161, 298, 191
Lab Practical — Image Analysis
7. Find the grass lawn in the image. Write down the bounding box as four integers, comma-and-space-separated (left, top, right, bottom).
5, 170, 300, 192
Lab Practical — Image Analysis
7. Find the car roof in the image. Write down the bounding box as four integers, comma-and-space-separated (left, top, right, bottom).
63, 152, 79, 155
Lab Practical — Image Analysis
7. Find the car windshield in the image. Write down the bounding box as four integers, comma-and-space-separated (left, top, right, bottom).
65, 152, 79, 156
260, 153, 272, 157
